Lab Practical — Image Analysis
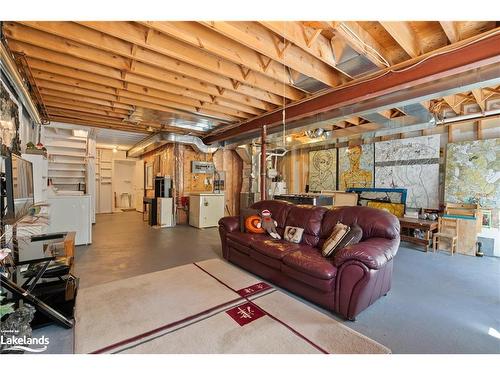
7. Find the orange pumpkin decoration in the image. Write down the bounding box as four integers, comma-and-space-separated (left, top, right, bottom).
245, 214, 265, 234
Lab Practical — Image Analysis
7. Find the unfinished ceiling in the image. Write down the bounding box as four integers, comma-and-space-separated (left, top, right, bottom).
1, 21, 498, 141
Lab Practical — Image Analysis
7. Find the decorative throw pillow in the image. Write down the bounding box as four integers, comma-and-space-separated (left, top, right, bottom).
335, 223, 363, 252
239, 208, 260, 232
321, 222, 350, 257
284, 226, 304, 244
245, 215, 265, 234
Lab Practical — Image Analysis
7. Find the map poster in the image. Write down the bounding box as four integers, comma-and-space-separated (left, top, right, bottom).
308, 148, 337, 192
444, 138, 500, 208
374, 135, 440, 209
338, 144, 374, 190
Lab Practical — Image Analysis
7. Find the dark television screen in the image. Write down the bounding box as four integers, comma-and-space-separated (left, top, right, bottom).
5, 154, 34, 224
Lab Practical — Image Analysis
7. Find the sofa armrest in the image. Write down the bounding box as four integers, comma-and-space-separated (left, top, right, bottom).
333, 237, 399, 270
218, 216, 240, 233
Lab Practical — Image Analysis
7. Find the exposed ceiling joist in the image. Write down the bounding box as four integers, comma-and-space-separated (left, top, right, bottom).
199, 21, 347, 87
131, 21, 305, 99
470, 88, 486, 112
45, 102, 128, 119
334, 21, 394, 68
204, 31, 500, 143
3, 21, 498, 137
42, 94, 131, 114
5, 22, 286, 106
440, 21, 461, 44
379, 21, 421, 58
33, 72, 246, 121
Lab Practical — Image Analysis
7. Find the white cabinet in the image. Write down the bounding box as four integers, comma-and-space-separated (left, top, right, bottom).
157, 197, 174, 227
48, 195, 92, 245
22, 154, 48, 204
189, 193, 225, 228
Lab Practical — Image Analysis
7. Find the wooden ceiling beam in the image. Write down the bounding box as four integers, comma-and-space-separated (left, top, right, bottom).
48, 108, 191, 134
27, 58, 265, 116
27, 57, 125, 90
199, 21, 346, 87
204, 31, 500, 143
48, 108, 129, 123
38, 80, 118, 101
42, 96, 130, 115
48, 115, 205, 136
333, 21, 394, 68
45, 103, 128, 119
4, 22, 285, 106
135, 21, 305, 98
442, 95, 464, 115
38, 88, 132, 111
379, 21, 421, 58
16, 43, 275, 112
76, 21, 301, 101
258, 21, 351, 77
48, 115, 151, 133
31, 68, 255, 120
470, 88, 486, 112
36, 79, 235, 122
440, 22, 460, 44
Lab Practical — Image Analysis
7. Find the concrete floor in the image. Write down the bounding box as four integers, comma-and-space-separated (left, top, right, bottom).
75, 211, 222, 289
32, 211, 500, 354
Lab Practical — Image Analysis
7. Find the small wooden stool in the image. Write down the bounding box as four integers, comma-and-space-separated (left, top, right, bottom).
432, 217, 459, 255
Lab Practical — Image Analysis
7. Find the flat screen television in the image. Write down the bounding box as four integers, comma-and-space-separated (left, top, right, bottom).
4, 154, 34, 224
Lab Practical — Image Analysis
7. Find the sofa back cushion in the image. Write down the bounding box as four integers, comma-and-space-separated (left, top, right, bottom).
284, 205, 327, 247
319, 206, 400, 248
251, 200, 293, 236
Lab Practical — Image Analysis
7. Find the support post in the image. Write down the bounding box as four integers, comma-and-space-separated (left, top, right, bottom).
260, 124, 267, 201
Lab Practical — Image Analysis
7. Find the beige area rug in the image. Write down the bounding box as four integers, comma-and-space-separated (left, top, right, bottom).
74, 258, 390, 354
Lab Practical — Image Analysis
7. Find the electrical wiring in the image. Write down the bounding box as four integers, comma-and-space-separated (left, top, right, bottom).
338, 22, 391, 68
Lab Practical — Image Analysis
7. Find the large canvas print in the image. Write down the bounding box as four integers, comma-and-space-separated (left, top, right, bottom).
338, 144, 374, 190
444, 138, 500, 208
0, 79, 20, 151
308, 148, 337, 192
375, 135, 440, 209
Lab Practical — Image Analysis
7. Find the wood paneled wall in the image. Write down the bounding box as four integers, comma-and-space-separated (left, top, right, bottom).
278, 148, 309, 194
142, 144, 243, 221
213, 149, 243, 216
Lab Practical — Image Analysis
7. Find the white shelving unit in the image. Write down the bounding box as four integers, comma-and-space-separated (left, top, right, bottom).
96, 148, 113, 213
43, 126, 88, 192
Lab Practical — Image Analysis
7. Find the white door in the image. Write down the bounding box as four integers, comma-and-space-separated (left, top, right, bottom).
133, 160, 145, 212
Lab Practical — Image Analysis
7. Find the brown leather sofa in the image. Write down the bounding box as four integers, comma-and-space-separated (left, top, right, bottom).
218, 200, 400, 320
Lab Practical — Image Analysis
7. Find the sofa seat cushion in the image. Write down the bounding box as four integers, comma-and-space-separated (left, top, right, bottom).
227, 232, 266, 247
283, 247, 337, 280
250, 239, 304, 260
227, 232, 268, 255
282, 264, 336, 293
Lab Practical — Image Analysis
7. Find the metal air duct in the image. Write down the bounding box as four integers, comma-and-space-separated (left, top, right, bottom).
127, 132, 219, 158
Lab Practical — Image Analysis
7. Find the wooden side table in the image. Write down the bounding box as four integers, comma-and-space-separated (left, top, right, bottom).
399, 217, 439, 252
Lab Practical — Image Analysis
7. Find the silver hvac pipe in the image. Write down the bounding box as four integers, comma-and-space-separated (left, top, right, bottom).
163, 133, 219, 154
437, 108, 500, 124
127, 132, 219, 158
